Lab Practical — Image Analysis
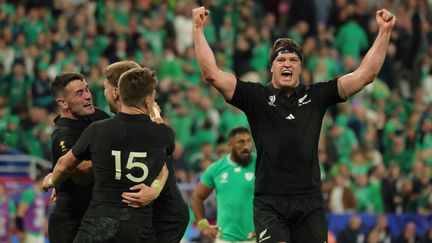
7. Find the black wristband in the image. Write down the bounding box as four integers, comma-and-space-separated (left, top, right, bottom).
16, 217, 24, 231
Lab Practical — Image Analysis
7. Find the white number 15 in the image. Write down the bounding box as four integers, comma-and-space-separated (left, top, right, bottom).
111, 150, 149, 183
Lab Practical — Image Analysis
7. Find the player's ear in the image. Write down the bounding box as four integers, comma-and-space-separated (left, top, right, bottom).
144, 96, 153, 110
57, 98, 68, 109
113, 87, 119, 100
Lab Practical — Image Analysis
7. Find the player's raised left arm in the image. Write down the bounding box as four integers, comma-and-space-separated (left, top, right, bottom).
338, 9, 396, 99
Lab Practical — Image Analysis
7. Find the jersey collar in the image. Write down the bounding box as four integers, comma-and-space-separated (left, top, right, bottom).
54, 115, 92, 129
53, 108, 109, 129
115, 112, 151, 122
265, 81, 305, 98
227, 154, 239, 167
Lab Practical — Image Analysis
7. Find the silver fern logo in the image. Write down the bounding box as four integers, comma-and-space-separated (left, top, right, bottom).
259, 228, 271, 242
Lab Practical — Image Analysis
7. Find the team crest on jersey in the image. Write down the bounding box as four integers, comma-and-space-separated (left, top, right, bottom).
267, 95, 276, 107
59, 140, 67, 152
245, 172, 254, 181
220, 172, 228, 183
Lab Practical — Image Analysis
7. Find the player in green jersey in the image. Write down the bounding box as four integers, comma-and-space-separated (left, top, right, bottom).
192, 127, 256, 243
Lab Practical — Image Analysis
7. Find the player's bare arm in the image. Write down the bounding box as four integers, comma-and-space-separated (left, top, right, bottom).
191, 182, 220, 239
338, 9, 396, 99
69, 160, 93, 185
121, 163, 169, 208
193, 6, 236, 100
42, 150, 82, 191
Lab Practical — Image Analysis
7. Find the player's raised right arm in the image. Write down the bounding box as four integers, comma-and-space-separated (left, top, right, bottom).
193, 6, 236, 101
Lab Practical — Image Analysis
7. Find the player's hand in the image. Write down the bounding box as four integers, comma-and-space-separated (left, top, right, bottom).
247, 231, 256, 240
150, 102, 163, 124
50, 188, 57, 203
202, 225, 221, 239
192, 6, 209, 29
42, 173, 55, 191
376, 9, 396, 32
121, 183, 158, 208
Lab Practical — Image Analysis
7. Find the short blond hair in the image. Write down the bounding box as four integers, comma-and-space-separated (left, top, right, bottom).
103, 60, 141, 87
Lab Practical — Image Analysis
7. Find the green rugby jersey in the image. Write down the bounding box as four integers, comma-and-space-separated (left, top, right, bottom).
201, 153, 256, 241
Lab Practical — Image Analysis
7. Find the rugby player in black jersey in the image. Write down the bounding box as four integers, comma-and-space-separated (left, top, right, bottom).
193, 6, 396, 243
103, 61, 189, 242
49, 73, 110, 243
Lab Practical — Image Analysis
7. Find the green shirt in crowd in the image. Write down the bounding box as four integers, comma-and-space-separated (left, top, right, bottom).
334, 21, 368, 60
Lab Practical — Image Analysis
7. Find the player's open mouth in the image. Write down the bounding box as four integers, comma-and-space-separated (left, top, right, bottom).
84, 103, 92, 109
281, 70, 292, 79
241, 151, 251, 156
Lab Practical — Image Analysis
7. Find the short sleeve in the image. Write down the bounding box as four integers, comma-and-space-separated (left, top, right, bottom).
200, 163, 217, 189
314, 79, 345, 108
71, 123, 95, 161
227, 79, 260, 117
166, 126, 176, 156
51, 131, 80, 165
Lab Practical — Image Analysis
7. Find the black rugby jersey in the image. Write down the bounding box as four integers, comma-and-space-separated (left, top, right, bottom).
51, 108, 110, 217
72, 112, 175, 225
228, 79, 344, 195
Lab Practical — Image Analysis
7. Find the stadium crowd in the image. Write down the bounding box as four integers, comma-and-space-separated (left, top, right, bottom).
1, 0, 432, 242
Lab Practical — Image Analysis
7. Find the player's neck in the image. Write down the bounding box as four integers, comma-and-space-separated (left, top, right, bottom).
60, 109, 80, 120
121, 105, 149, 115
114, 99, 122, 113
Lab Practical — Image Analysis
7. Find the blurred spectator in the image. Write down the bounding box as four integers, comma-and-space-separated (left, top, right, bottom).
395, 179, 417, 213
16, 175, 47, 243
6, 62, 32, 110
31, 63, 56, 112
337, 214, 366, 243
385, 136, 414, 174
0, 183, 15, 243
329, 174, 357, 213
417, 184, 432, 216
423, 228, 432, 243
329, 122, 359, 164
3, 115, 26, 152
382, 163, 402, 212
394, 222, 421, 243
368, 214, 392, 243
352, 173, 374, 213
334, 5, 368, 61
218, 104, 249, 140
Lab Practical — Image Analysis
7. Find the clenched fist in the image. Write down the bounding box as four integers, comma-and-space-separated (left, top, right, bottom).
376, 9, 396, 32
192, 6, 209, 29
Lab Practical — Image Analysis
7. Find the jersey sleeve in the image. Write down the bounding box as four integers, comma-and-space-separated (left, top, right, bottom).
314, 79, 345, 108
200, 162, 217, 189
51, 130, 79, 166
71, 123, 95, 161
90, 108, 111, 121
165, 126, 176, 156
227, 79, 259, 118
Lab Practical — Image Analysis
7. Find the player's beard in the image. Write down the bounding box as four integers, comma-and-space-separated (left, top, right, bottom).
232, 150, 252, 167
